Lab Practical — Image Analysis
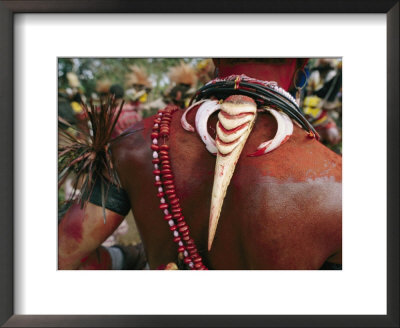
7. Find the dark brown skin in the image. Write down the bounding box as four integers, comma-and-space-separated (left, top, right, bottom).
111, 106, 342, 270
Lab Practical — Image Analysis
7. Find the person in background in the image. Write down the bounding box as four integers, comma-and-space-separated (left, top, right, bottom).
108, 83, 141, 139
109, 83, 125, 101
58, 91, 76, 128
58, 72, 87, 127
164, 61, 198, 109
58, 72, 86, 219
109, 65, 153, 138
303, 59, 342, 153
196, 58, 215, 85
123, 65, 153, 118
97, 78, 112, 96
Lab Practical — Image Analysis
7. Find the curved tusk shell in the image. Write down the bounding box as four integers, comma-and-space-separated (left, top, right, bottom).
247, 108, 293, 157
181, 99, 207, 132
208, 95, 257, 250
195, 100, 220, 155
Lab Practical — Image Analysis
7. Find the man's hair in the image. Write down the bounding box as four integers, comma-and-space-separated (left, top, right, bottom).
110, 84, 124, 99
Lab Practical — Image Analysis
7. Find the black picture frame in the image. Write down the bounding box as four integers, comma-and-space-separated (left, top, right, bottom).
0, 1, 398, 327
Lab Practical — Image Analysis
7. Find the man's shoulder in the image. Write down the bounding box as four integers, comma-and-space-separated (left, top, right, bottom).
111, 117, 153, 156
110, 116, 155, 184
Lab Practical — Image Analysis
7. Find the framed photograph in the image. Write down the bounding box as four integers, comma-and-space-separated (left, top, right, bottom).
1, 1, 398, 327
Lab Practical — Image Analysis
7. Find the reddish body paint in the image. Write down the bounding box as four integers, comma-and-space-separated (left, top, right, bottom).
58, 203, 124, 270
247, 145, 269, 157
62, 203, 84, 242
77, 247, 112, 270
111, 105, 341, 269
109, 60, 340, 269
216, 59, 298, 90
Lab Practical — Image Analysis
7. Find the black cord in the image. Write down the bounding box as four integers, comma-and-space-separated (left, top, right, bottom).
198, 87, 313, 133
191, 81, 318, 137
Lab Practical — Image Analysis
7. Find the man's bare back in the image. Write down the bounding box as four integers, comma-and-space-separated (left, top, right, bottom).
111, 108, 342, 269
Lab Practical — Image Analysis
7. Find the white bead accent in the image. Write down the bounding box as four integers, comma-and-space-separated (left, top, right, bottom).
152, 151, 158, 159
154, 123, 159, 128
152, 138, 158, 144
154, 164, 159, 170
189, 262, 194, 268
184, 250, 189, 257
158, 187, 163, 193
173, 231, 179, 237
164, 209, 169, 215
155, 176, 160, 181
168, 219, 174, 226
160, 197, 166, 203
178, 241, 183, 246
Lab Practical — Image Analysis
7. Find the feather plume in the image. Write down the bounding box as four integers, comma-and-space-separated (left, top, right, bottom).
168, 61, 198, 87
58, 96, 124, 218
125, 65, 151, 88
95, 79, 112, 94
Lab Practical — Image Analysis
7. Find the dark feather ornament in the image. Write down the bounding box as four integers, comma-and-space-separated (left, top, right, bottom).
58, 96, 124, 221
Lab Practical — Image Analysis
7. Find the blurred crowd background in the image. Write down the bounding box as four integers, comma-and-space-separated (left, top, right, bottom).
58, 57, 342, 247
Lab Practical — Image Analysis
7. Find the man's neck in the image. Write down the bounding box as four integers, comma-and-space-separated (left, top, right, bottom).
216, 59, 299, 91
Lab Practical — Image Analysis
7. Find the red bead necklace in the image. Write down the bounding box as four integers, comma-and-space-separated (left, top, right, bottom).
150, 105, 208, 270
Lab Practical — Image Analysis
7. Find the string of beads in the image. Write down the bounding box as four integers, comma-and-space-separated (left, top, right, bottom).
150, 105, 208, 270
